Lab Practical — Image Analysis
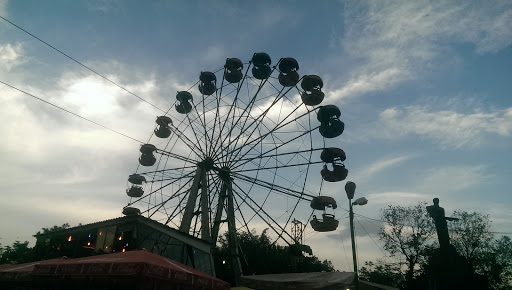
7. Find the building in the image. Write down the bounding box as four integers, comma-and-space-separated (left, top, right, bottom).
33, 215, 215, 276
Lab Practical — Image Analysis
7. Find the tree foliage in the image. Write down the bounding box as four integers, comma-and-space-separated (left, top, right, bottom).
214, 229, 334, 285
447, 210, 512, 289
362, 204, 511, 290
379, 202, 434, 284
35, 223, 71, 235
448, 210, 493, 264
477, 235, 512, 290
0, 241, 34, 264
1, 223, 73, 265
359, 260, 404, 288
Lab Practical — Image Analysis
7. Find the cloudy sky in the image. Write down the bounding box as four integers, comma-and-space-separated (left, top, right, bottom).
1, 0, 511, 271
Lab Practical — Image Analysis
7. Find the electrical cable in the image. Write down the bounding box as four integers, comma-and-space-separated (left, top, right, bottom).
1, 80, 143, 144
339, 227, 352, 271
0, 15, 166, 114
355, 216, 390, 264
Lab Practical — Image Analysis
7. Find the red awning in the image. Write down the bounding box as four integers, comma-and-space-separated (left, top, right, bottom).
1, 250, 229, 290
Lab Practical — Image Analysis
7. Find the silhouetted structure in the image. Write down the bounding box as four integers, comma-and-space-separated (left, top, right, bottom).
425, 198, 488, 290
426, 198, 458, 250
33, 215, 215, 276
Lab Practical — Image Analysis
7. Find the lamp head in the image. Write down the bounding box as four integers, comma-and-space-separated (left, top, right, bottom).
345, 181, 356, 199
353, 197, 368, 206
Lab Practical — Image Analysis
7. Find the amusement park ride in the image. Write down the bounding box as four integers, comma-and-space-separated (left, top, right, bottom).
122, 53, 348, 278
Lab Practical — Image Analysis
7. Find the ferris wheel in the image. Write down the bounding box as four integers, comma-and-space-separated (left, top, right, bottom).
123, 53, 347, 249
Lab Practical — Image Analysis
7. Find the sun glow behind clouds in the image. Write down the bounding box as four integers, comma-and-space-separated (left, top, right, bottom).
57, 75, 126, 116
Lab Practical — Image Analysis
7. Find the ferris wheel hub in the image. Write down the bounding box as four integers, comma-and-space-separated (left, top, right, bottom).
198, 156, 215, 171
217, 166, 231, 182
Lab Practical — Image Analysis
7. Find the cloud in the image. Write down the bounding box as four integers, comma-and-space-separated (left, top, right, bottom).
366, 191, 428, 207
352, 154, 418, 183
0, 43, 24, 71
327, 67, 407, 102
328, 0, 512, 101
415, 165, 491, 195
334, 218, 384, 242
0, 66, 176, 246
0, 0, 7, 16
86, 0, 121, 13
375, 106, 512, 149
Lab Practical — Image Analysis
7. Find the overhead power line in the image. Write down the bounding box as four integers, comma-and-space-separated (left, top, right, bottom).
1, 80, 143, 144
353, 211, 512, 236
355, 217, 390, 263
0, 15, 166, 114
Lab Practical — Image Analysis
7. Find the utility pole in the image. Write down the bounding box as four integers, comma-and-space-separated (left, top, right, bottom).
345, 181, 368, 290
349, 200, 359, 290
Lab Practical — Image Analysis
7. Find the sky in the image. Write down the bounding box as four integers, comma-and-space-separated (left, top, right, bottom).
1, 0, 512, 272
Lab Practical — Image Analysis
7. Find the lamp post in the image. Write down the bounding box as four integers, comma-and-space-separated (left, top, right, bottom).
345, 181, 367, 290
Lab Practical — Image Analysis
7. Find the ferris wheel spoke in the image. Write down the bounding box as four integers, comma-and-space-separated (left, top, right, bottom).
234, 160, 323, 172
156, 149, 197, 164
233, 101, 313, 154
280, 136, 314, 240
224, 85, 284, 161
135, 164, 196, 176
232, 192, 252, 235
232, 167, 275, 228
233, 142, 315, 172
234, 148, 323, 163
163, 190, 190, 226
230, 126, 318, 171
221, 94, 285, 161
173, 106, 217, 155
214, 68, 278, 161
237, 153, 317, 199
209, 81, 223, 157
129, 174, 192, 215
184, 103, 208, 156
221, 102, 316, 165
169, 126, 204, 158
231, 181, 295, 245
207, 174, 223, 227
219, 83, 290, 159
192, 96, 213, 155
209, 64, 253, 159
226, 74, 303, 144
126, 173, 191, 208
208, 69, 234, 157
232, 172, 315, 200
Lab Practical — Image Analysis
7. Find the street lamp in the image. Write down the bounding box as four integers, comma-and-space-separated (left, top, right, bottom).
345, 181, 367, 290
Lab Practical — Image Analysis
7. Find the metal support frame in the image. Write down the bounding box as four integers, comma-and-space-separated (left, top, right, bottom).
180, 165, 243, 283
226, 177, 243, 284
180, 166, 203, 234
200, 170, 210, 242
349, 200, 359, 290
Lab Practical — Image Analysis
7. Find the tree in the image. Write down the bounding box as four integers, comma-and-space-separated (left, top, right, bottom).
448, 210, 493, 265
447, 211, 512, 289
0, 241, 34, 264
477, 236, 512, 290
359, 260, 404, 288
214, 229, 334, 285
379, 202, 434, 285
35, 223, 71, 235
0, 223, 74, 264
